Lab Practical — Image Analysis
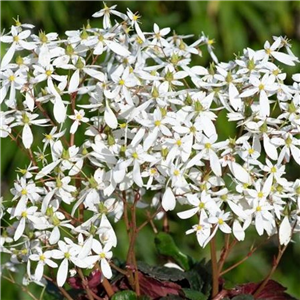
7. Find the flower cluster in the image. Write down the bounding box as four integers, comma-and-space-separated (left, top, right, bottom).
1, 3, 300, 290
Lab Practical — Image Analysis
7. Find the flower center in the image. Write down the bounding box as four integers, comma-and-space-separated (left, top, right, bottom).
154, 120, 161, 127
176, 139, 182, 146
45, 70, 52, 77
132, 152, 139, 159
258, 191, 264, 198
173, 169, 180, 176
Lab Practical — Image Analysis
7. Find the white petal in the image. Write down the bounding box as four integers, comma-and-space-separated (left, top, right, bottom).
143, 128, 158, 151
229, 161, 251, 184
53, 96, 66, 123
25, 92, 35, 111
263, 134, 278, 160
232, 220, 245, 241
104, 102, 118, 129
69, 159, 83, 176
131, 128, 145, 148
57, 259, 68, 287
38, 45, 51, 67
101, 258, 112, 279
239, 87, 257, 98
177, 207, 199, 219
209, 150, 222, 177
36, 159, 61, 180
113, 168, 126, 183
0, 85, 8, 104
105, 40, 130, 57
14, 217, 26, 241
49, 226, 60, 245
255, 214, 264, 236
1, 43, 16, 68
68, 69, 80, 93
259, 90, 270, 117
279, 216, 292, 245
22, 124, 33, 149
229, 83, 242, 111
186, 152, 203, 169
35, 262, 44, 281
83, 68, 104, 81
271, 51, 296, 66
162, 187, 176, 211
291, 145, 300, 165
292, 74, 300, 82
262, 174, 273, 196
133, 161, 143, 187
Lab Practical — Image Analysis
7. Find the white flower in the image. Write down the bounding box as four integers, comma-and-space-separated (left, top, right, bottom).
0, 26, 36, 68
29, 249, 58, 281
52, 240, 88, 287
240, 74, 277, 117
69, 109, 89, 134
92, 3, 127, 29
87, 240, 113, 279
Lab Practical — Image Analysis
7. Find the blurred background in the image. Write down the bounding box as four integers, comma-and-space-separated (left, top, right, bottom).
1, 1, 300, 299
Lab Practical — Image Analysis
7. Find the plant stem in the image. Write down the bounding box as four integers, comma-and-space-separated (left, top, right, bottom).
43, 275, 73, 300
253, 243, 288, 298
220, 237, 270, 276
210, 234, 219, 298
218, 236, 237, 274
217, 233, 231, 274
102, 277, 115, 297
77, 268, 94, 300
137, 206, 162, 232
125, 191, 140, 296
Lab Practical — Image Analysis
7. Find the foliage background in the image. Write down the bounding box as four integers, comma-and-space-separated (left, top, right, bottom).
1, 1, 300, 299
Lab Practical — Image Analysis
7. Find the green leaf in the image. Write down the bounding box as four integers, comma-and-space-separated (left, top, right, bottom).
232, 295, 255, 300
137, 261, 185, 282
44, 279, 64, 300
182, 288, 208, 300
111, 290, 137, 300
185, 260, 212, 296
137, 296, 152, 300
160, 296, 185, 300
154, 232, 192, 271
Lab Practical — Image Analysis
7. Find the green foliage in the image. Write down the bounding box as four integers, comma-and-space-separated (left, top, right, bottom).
111, 290, 137, 300
155, 232, 193, 271
182, 288, 208, 300
231, 296, 254, 300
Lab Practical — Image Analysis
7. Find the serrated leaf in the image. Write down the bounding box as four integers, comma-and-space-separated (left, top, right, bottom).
182, 288, 208, 300
137, 261, 185, 282
111, 290, 137, 300
186, 260, 212, 296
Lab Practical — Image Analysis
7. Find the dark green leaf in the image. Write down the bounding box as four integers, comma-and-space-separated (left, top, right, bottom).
44, 279, 64, 300
232, 295, 255, 300
160, 296, 185, 300
137, 261, 185, 282
111, 290, 137, 300
137, 296, 152, 300
182, 288, 208, 300
185, 260, 211, 296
